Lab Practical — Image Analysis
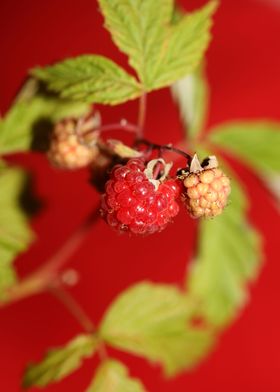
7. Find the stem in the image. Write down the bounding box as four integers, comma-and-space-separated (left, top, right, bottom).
137, 93, 147, 139
137, 139, 192, 163
80, 121, 140, 146
0, 208, 100, 307
96, 122, 139, 135
49, 284, 95, 333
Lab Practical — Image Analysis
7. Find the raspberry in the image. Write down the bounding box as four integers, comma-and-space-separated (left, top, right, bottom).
100, 158, 180, 235
48, 118, 99, 169
180, 155, 231, 218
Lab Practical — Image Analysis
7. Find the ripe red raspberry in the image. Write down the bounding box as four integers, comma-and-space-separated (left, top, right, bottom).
180, 155, 231, 218
48, 118, 99, 169
100, 158, 180, 235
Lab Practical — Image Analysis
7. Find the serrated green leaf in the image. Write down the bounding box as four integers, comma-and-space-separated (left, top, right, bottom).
187, 171, 262, 327
100, 282, 215, 377
150, 1, 217, 91
0, 91, 90, 155
86, 360, 147, 392
23, 334, 97, 388
98, 0, 174, 88
33, 55, 142, 105
209, 122, 280, 174
171, 64, 209, 141
0, 168, 33, 298
98, 1, 216, 91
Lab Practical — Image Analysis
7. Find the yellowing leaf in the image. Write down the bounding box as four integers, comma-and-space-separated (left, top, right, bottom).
100, 282, 215, 377
33, 55, 142, 105
86, 360, 147, 392
23, 334, 97, 388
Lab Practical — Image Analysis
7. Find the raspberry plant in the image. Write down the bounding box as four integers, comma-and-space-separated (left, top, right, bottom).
0, 0, 279, 390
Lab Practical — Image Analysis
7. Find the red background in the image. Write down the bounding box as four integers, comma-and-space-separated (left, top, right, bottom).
1, 0, 280, 391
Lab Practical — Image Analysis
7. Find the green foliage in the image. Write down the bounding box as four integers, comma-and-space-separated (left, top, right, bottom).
187, 173, 262, 326
23, 334, 97, 388
33, 56, 142, 105
0, 168, 33, 299
0, 89, 90, 155
209, 122, 280, 207
100, 282, 215, 376
171, 64, 209, 140
150, 1, 218, 91
35, 1, 217, 103
98, 0, 174, 88
209, 121, 280, 174
86, 360, 147, 392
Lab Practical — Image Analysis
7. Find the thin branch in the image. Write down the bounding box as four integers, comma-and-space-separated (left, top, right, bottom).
49, 284, 95, 333
0, 208, 100, 307
137, 139, 192, 163
137, 93, 147, 139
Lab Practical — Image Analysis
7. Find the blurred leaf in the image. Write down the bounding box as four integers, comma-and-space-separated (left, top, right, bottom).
23, 334, 97, 388
98, 0, 174, 87
171, 64, 209, 141
100, 282, 215, 377
150, 1, 217, 91
86, 360, 147, 392
0, 168, 33, 299
209, 122, 280, 174
187, 173, 262, 327
0, 88, 90, 155
33, 56, 142, 105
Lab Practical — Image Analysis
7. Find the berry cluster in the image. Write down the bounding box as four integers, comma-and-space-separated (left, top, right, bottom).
48, 117, 231, 236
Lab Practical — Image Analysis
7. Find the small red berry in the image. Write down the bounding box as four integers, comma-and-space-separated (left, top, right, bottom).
100, 158, 180, 235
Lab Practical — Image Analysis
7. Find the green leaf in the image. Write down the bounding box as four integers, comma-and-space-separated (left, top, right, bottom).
150, 1, 218, 91
98, 0, 217, 91
171, 64, 209, 141
209, 121, 280, 174
23, 334, 97, 388
33, 55, 142, 105
98, 0, 174, 88
86, 360, 147, 392
0, 168, 33, 298
0, 90, 90, 155
187, 172, 262, 327
100, 282, 215, 377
